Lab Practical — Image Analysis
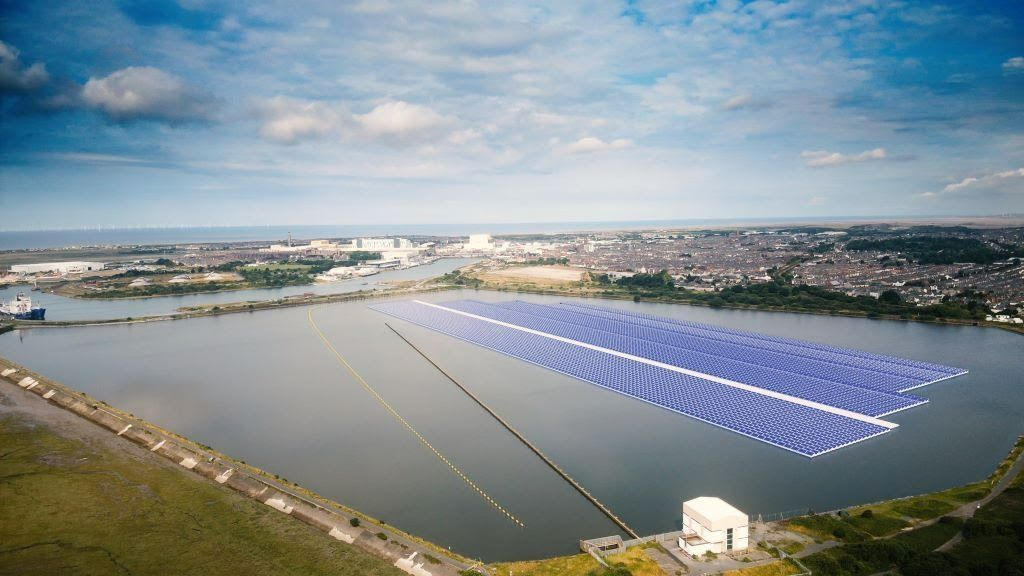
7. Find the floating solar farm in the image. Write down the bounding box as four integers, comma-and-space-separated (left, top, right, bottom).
369, 299, 968, 457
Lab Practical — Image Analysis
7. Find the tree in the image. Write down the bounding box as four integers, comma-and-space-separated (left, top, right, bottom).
879, 289, 901, 304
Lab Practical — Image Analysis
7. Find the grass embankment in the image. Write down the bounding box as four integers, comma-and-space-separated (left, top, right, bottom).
0, 356, 474, 567
799, 518, 964, 575
492, 542, 668, 576
761, 436, 1024, 576
786, 436, 1024, 543
0, 411, 402, 576
723, 559, 805, 576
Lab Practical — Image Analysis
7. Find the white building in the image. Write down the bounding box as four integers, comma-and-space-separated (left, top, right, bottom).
348, 238, 414, 251
466, 234, 493, 250
10, 261, 105, 275
678, 497, 748, 556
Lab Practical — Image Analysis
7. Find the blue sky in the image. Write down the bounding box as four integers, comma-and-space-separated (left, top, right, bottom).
1, 0, 1022, 230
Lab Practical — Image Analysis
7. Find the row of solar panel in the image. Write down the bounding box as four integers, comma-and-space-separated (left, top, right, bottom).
369, 300, 892, 457
525, 301, 946, 388
461, 300, 955, 404
563, 302, 966, 383
554, 302, 950, 388
441, 299, 927, 418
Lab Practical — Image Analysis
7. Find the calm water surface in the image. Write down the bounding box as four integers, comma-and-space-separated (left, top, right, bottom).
0, 258, 477, 321
1, 291, 1021, 561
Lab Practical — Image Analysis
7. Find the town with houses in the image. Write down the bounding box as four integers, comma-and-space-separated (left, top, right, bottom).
2, 226, 1022, 323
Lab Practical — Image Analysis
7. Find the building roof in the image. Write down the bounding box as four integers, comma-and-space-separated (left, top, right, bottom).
683, 497, 747, 531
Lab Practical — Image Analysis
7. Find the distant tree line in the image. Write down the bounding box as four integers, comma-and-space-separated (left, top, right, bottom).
521, 257, 570, 266
585, 271, 989, 322
80, 281, 230, 298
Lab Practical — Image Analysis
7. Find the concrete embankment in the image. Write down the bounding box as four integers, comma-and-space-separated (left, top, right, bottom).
0, 356, 480, 576
11, 284, 459, 330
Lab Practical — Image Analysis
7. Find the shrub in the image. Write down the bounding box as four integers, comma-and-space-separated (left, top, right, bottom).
376, 532, 388, 540
349, 517, 360, 527
860, 509, 874, 518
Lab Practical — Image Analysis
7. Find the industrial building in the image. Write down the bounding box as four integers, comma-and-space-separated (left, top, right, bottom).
678, 497, 749, 556
350, 237, 414, 250
10, 261, 105, 275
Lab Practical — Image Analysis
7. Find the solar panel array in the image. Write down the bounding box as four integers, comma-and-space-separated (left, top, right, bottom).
441, 300, 926, 418
369, 299, 967, 457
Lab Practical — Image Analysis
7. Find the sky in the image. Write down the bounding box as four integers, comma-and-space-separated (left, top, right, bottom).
1, 0, 1022, 230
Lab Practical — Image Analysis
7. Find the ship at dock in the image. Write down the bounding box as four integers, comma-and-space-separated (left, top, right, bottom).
0, 292, 46, 320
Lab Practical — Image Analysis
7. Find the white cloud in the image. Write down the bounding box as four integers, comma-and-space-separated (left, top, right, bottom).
565, 137, 634, 154
354, 101, 449, 143
1003, 56, 1024, 74
801, 148, 886, 167
642, 74, 709, 117
447, 128, 482, 146
722, 95, 770, 111
255, 98, 452, 146
940, 168, 1024, 194
0, 40, 49, 92
51, 152, 149, 164
257, 96, 347, 145
82, 66, 217, 123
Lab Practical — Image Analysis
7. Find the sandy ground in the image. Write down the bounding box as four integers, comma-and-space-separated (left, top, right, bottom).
485, 266, 583, 283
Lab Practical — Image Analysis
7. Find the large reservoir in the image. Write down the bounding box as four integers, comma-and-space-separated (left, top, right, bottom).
1, 290, 1021, 561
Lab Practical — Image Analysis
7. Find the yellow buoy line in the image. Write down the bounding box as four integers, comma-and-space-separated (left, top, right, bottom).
307, 308, 524, 527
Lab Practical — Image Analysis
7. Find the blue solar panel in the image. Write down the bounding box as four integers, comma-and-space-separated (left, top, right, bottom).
369, 299, 898, 457
439, 299, 926, 418
559, 302, 967, 392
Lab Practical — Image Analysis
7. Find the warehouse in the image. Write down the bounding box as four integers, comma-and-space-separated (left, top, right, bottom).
10, 261, 105, 275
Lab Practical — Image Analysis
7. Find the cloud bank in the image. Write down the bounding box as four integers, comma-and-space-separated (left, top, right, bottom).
82, 67, 218, 123
0, 40, 48, 92
939, 168, 1024, 194
801, 148, 887, 167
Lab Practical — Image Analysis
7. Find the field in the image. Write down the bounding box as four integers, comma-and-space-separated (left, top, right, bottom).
723, 559, 804, 576
0, 396, 402, 576
481, 265, 584, 285
491, 543, 669, 576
